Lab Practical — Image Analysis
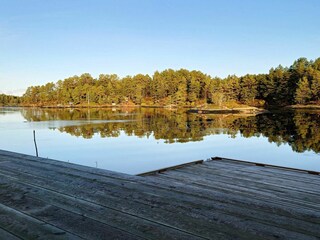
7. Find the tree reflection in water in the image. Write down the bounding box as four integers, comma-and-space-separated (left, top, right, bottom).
21, 108, 320, 153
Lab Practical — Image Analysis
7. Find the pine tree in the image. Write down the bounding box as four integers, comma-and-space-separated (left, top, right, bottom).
295, 77, 312, 104
310, 71, 320, 102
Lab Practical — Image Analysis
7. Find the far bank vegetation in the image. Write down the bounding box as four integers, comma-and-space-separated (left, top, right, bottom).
2, 57, 320, 109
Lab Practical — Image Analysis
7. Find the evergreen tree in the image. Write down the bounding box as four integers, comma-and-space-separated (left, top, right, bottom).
239, 75, 257, 103
311, 73, 320, 102
295, 77, 312, 104
18, 57, 320, 107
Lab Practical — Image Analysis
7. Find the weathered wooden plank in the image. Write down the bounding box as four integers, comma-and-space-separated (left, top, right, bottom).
0, 158, 314, 217
0, 176, 204, 240
3, 152, 320, 206
0, 202, 82, 240
1, 155, 318, 224
0, 150, 127, 180
158, 169, 320, 210
235, 166, 320, 185
138, 159, 204, 176
177, 165, 320, 199
1, 155, 318, 228
180, 163, 320, 197
209, 163, 320, 187
200, 162, 320, 187
0, 161, 235, 238
0, 164, 319, 240
142, 175, 320, 239
1, 150, 320, 239
208, 158, 320, 181
191, 161, 320, 190
212, 157, 320, 175
144, 173, 320, 223
169, 169, 320, 212
0, 227, 22, 240
221, 168, 320, 195
12, 152, 316, 214
0, 181, 144, 240
0, 167, 254, 240
152, 171, 320, 221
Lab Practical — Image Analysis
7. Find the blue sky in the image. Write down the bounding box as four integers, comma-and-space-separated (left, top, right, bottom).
1, 0, 320, 95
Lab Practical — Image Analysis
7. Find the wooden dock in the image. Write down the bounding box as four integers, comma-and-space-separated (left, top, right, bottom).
0, 150, 319, 239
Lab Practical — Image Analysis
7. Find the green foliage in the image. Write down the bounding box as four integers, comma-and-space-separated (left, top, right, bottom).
211, 92, 225, 106
239, 74, 258, 104
295, 77, 312, 104
0, 94, 21, 106
20, 57, 320, 107
223, 75, 240, 101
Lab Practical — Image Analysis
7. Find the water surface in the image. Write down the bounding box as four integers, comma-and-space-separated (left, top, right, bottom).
0, 107, 319, 174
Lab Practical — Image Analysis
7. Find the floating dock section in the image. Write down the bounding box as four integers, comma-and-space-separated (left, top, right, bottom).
0, 149, 319, 239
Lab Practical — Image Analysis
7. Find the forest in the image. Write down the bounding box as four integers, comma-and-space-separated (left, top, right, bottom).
0, 94, 21, 106
2, 57, 320, 107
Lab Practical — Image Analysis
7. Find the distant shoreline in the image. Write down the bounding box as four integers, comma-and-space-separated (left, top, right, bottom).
3, 103, 319, 113
187, 107, 267, 114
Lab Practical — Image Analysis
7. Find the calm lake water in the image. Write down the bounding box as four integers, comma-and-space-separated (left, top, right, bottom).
0, 107, 319, 174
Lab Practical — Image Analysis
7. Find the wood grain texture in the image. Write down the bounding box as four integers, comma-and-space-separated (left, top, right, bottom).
0, 149, 319, 240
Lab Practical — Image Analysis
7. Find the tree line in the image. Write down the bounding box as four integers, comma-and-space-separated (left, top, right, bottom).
5, 57, 320, 107
0, 94, 21, 106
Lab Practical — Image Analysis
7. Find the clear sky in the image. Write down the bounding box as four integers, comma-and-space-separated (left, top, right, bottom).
1, 0, 320, 95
